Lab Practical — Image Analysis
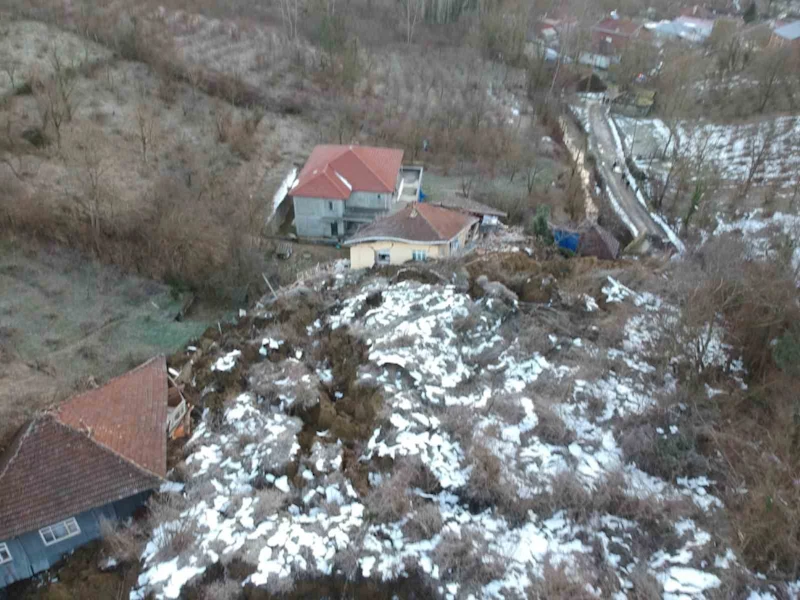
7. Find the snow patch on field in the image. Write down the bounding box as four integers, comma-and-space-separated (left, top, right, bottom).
614, 115, 800, 185
708, 210, 800, 273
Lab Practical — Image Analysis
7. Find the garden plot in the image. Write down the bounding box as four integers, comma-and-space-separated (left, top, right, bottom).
130, 271, 781, 599
613, 115, 800, 187
0, 240, 210, 449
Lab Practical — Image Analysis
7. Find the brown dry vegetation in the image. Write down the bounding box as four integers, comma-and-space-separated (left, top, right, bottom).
625, 236, 800, 579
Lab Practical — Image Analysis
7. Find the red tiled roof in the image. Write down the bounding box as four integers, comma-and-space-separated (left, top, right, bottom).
345, 203, 478, 244
0, 418, 162, 540
292, 145, 404, 200
57, 356, 168, 477
0, 357, 168, 540
593, 17, 642, 36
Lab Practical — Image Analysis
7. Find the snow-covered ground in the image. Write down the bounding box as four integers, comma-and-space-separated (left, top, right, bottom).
705, 209, 800, 274
614, 115, 800, 186
132, 275, 786, 599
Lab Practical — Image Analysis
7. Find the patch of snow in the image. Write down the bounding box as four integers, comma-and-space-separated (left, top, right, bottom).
212, 350, 241, 372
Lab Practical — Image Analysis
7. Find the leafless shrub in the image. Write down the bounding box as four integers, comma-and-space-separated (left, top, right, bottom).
333, 532, 364, 578
366, 470, 412, 523
618, 412, 709, 482
147, 493, 196, 561
433, 527, 505, 591
531, 401, 575, 446
491, 394, 526, 425
464, 443, 503, 506
463, 442, 529, 523
535, 470, 692, 546
253, 489, 288, 523
402, 503, 444, 542
526, 559, 599, 600
536, 470, 592, 520
437, 405, 476, 451
237, 433, 257, 451
387, 333, 416, 349
100, 517, 143, 564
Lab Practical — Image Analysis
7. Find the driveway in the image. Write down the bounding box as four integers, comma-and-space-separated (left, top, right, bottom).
586, 102, 666, 240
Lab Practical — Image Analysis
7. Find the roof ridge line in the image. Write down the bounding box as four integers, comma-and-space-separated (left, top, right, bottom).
350, 147, 393, 191
54, 418, 165, 481
417, 204, 447, 239
0, 420, 35, 482
322, 165, 350, 196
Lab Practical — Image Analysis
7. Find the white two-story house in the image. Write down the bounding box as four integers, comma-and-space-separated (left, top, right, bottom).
290, 145, 415, 240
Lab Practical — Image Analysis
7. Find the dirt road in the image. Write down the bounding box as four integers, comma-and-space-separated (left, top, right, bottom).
586, 102, 666, 240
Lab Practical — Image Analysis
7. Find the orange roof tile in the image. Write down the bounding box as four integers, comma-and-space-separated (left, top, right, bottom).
345, 203, 478, 244
56, 356, 168, 478
292, 145, 404, 200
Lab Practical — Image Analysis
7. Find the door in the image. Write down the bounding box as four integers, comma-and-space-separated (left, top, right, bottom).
330, 222, 339, 237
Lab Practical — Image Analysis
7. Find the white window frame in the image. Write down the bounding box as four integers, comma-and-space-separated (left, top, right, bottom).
0, 542, 11, 564
376, 250, 391, 264
39, 518, 81, 546
450, 238, 460, 252
412, 250, 427, 262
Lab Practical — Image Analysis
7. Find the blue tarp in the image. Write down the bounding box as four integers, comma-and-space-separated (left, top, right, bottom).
419, 190, 427, 201
553, 229, 580, 253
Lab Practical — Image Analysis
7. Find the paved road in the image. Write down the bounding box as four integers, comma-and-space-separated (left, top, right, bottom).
586, 102, 666, 240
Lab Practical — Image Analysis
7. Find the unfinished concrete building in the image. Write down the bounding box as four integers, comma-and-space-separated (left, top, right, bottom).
290, 145, 421, 240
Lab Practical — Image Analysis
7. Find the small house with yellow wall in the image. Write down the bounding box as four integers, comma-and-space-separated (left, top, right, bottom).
345, 203, 479, 269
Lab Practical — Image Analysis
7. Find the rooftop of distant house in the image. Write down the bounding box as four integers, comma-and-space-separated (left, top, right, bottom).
592, 16, 643, 36
291, 145, 404, 200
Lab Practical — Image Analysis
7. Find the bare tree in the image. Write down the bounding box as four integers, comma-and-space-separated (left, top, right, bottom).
36, 81, 67, 150
752, 48, 790, 114
279, 0, 302, 41
72, 144, 111, 255
464, 72, 489, 132
788, 177, 800, 212
135, 104, 156, 165
525, 160, 542, 196
402, 0, 426, 45
458, 158, 477, 198
739, 122, 774, 201
49, 47, 78, 122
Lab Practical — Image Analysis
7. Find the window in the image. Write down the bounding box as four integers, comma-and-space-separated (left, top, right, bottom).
450, 238, 460, 252
39, 518, 81, 546
0, 543, 11, 564
376, 250, 391, 265
328, 201, 334, 211
412, 250, 427, 262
